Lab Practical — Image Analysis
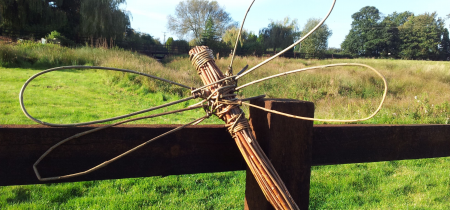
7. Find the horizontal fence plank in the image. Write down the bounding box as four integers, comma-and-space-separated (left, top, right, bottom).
1, 124, 449, 186
311, 124, 450, 165
0, 124, 245, 186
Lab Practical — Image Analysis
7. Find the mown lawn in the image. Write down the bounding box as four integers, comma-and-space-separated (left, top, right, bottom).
1, 50, 450, 209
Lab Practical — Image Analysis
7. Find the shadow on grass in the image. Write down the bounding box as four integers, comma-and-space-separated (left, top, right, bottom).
6, 185, 86, 205
6, 187, 31, 204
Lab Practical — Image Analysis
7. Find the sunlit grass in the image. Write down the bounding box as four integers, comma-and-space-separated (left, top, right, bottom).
0, 171, 245, 209
0, 67, 220, 125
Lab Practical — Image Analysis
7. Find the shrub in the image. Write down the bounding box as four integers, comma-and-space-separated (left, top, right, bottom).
45, 31, 75, 47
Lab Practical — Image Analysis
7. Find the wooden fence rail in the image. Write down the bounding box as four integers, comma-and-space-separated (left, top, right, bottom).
1, 99, 449, 209
2, 124, 448, 186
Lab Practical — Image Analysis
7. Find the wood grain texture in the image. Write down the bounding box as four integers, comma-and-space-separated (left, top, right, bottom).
1, 124, 449, 186
0, 124, 244, 186
311, 124, 450, 165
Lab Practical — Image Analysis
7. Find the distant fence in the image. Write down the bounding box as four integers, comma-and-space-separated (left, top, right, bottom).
78, 36, 344, 59
2, 34, 353, 60
78, 37, 194, 59
137, 44, 193, 58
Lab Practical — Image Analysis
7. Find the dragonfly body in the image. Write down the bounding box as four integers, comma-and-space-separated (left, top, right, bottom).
190, 46, 298, 209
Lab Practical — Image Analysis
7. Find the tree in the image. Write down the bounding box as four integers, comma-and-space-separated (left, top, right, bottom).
200, 17, 218, 45
165, 37, 190, 54
260, 17, 300, 54
300, 18, 332, 57
0, 0, 130, 43
165, 37, 174, 52
53, 0, 82, 42
199, 17, 223, 50
222, 26, 248, 48
240, 32, 264, 56
377, 11, 413, 57
384, 11, 414, 26
119, 29, 156, 50
0, 0, 67, 38
341, 6, 385, 57
441, 28, 450, 60
398, 12, 445, 60
80, 0, 130, 40
166, 37, 174, 46
167, 0, 234, 40
196, 17, 229, 55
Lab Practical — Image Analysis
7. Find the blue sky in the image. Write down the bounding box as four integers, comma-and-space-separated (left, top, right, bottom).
124, 0, 449, 48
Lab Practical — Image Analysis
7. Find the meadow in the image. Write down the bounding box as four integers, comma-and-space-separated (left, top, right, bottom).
1, 43, 449, 209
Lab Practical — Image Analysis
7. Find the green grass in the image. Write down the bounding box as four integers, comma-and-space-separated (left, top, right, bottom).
0, 67, 220, 125
310, 160, 450, 209
1, 44, 450, 209
1, 172, 245, 209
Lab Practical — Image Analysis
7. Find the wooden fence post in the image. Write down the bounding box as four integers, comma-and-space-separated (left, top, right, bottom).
245, 99, 314, 210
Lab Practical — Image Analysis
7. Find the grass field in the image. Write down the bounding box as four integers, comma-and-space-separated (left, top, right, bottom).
1, 44, 450, 209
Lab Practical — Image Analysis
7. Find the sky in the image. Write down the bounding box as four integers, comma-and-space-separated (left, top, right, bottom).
124, 0, 449, 48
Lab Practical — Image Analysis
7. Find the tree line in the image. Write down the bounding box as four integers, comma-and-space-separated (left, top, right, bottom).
2, 0, 447, 61
341, 6, 450, 60
0, 0, 161, 49
167, 1, 449, 60
0, 0, 341, 58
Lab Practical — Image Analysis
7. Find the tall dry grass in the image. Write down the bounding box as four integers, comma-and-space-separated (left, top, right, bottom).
165, 56, 450, 124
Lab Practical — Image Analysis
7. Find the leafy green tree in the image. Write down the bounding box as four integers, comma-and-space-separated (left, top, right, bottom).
200, 17, 219, 45
222, 26, 248, 48
160, 36, 189, 54
439, 28, 449, 60
80, 0, 130, 40
45, 30, 75, 46
120, 29, 156, 50
260, 17, 300, 54
377, 11, 413, 57
140, 33, 156, 45
0, 0, 67, 38
165, 37, 174, 52
0, 0, 129, 43
166, 37, 174, 46
198, 17, 229, 55
167, 0, 234, 40
384, 11, 414, 26
341, 6, 385, 57
300, 18, 332, 57
240, 32, 264, 56
55, 0, 82, 42
398, 12, 445, 60
342, 8, 415, 58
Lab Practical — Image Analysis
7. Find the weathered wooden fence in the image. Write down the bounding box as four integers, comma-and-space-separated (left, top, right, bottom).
1, 99, 449, 209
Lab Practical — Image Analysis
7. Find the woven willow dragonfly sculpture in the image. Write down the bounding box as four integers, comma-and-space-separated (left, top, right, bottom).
20, 0, 387, 209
